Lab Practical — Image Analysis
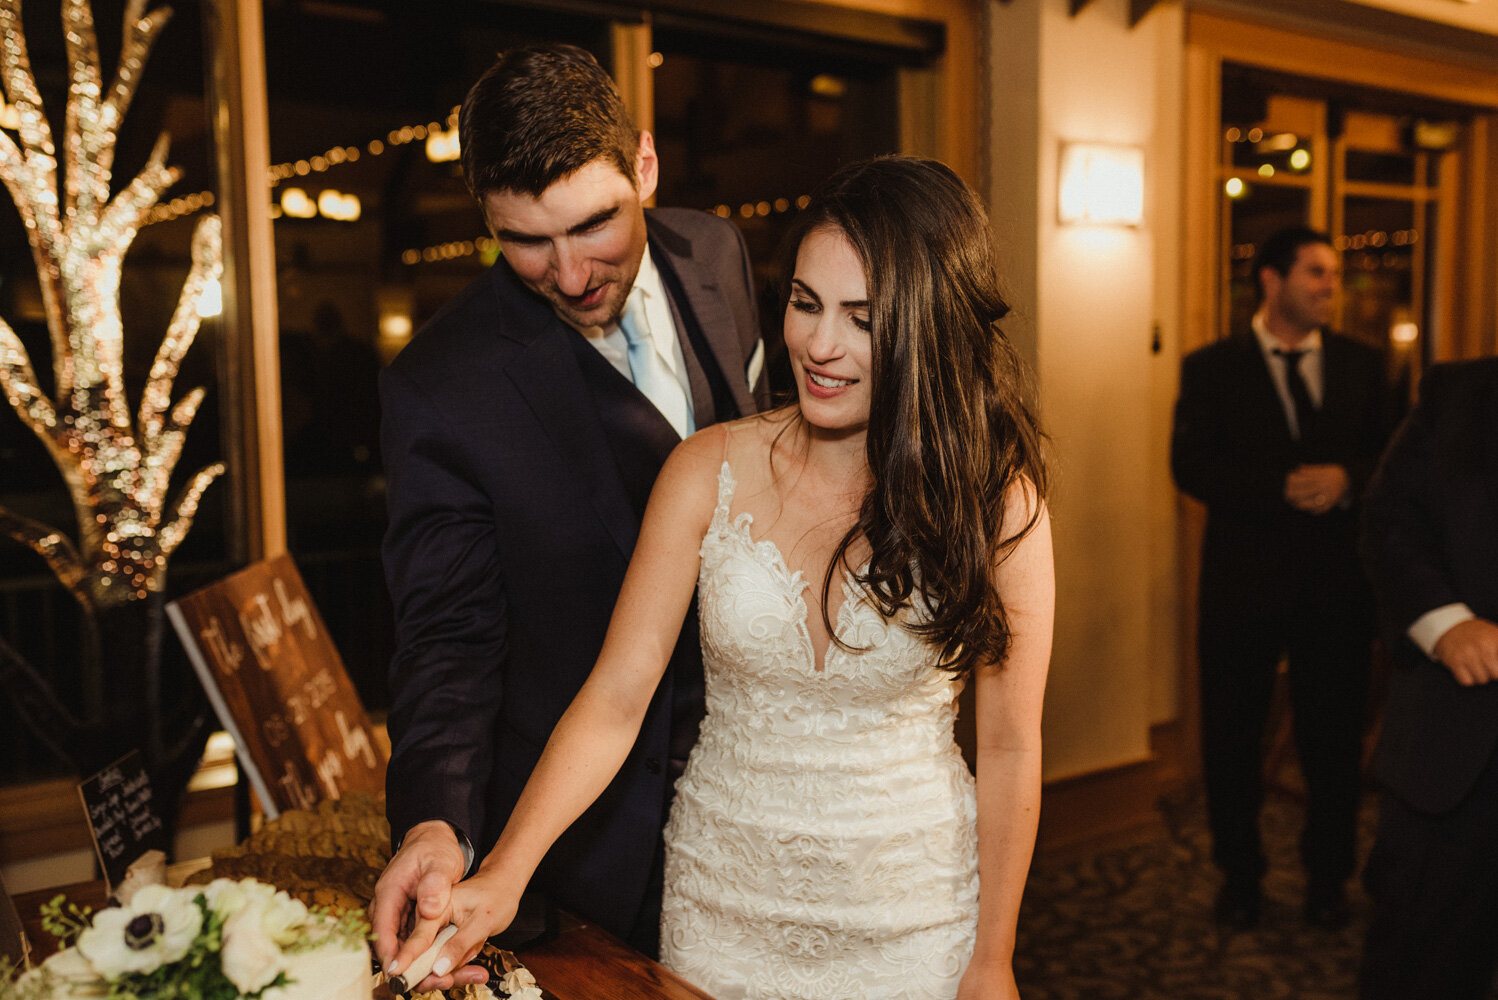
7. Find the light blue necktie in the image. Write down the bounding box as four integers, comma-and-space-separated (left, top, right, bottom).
619, 291, 693, 438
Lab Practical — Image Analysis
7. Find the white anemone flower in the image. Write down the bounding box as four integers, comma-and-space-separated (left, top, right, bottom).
75, 884, 202, 978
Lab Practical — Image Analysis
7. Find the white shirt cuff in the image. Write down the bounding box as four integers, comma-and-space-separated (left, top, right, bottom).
1408, 603, 1477, 659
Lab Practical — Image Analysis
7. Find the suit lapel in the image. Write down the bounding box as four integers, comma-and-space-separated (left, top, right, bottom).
648, 214, 757, 419
1232, 332, 1296, 443
487, 265, 641, 561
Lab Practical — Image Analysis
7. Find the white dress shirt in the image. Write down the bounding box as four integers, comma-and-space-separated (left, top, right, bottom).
1252, 315, 1324, 441
564, 246, 694, 421
1409, 603, 1478, 659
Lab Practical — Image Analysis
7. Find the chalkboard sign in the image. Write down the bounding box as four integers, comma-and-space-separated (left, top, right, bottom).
166, 553, 386, 819
77, 750, 169, 892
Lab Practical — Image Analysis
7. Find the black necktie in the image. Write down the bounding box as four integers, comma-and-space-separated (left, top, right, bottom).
1275, 348, 1315, 440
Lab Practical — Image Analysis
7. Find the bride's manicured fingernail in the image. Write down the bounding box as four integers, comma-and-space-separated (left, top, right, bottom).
432, 956, 452, 978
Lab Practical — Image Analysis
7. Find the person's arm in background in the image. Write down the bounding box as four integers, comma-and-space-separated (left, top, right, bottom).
1361, 364, 1498, 687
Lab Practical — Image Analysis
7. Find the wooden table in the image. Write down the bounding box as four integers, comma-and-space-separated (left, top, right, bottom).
522, 921, 714, 1000
10, 882, 712, 1000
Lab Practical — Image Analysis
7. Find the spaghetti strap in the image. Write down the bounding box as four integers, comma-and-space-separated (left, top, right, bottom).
720, 421, 732, 463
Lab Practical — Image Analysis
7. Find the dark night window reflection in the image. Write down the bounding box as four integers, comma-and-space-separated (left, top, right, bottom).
0, 2, 908, 789
651, 29, 899, 387
261, 4, 902, 716
0, 0, 227, 785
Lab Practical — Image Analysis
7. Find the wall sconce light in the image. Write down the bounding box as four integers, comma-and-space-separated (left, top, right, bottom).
1058, 142, 1145, 227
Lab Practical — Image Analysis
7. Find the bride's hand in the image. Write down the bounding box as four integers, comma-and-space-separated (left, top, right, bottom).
956, 954, 1021, 1000
403, 869, 522, 994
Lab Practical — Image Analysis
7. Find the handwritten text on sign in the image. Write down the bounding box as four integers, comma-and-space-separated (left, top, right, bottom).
78, 751, 168, 889
167, 554, 386, 818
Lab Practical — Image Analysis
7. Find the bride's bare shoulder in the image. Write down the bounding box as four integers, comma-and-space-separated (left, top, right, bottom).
676, 409, 795, 459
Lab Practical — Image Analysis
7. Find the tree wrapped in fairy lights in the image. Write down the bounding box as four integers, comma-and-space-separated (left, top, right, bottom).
0, 0, 223, 804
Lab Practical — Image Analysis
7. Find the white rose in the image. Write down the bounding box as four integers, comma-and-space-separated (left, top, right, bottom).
14, 948, 108, 998
202, 877, 250, 915
204, 877, 284, 919
221, 904, 286, 995
76, 884, 202, 978
258, 890, 310, 946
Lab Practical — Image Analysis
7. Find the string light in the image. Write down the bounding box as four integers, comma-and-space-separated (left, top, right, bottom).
1233, 231, 1419, 263
316, 189, 361, 221
1333, 229, 1419, 251
199, 277, 223, 318
714, 195, 809, 221
399, 237, 500, 266
397, 194, 813, 268
144, 107, 460, 227
1, 0, 225, 604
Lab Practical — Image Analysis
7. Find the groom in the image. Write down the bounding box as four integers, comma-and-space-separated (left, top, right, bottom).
371, 43, 766, 981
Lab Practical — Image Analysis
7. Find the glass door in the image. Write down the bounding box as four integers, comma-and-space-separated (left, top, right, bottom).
1217, 65, 1469, 399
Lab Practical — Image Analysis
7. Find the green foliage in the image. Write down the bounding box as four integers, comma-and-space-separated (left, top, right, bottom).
38, 896, 92, 948
8, 893, 362, 1000
286, 906, 371, 953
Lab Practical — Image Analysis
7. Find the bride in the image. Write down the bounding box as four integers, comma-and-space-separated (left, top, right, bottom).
396, 155, 1053, 1000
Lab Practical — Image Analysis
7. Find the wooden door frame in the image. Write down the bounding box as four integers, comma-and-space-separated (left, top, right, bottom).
1178, 8, 1498, 779
1184, 7, 1498, 358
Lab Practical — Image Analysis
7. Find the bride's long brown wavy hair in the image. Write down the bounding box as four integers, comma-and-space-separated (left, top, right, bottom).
778, 155, 1049, 677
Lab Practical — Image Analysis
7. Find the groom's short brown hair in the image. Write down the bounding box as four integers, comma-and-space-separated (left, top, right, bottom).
459, 43, 640, 199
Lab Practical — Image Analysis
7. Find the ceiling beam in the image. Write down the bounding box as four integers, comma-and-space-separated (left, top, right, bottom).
1130, 0, 1165, 26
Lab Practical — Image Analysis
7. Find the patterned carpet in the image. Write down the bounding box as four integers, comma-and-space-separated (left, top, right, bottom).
1012, 786, 1498, 1000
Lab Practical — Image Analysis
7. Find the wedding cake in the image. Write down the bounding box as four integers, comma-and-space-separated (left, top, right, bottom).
1, 878, 373, 1000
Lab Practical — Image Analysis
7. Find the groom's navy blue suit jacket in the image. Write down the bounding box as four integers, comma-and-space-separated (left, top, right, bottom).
380, 208, 764, 944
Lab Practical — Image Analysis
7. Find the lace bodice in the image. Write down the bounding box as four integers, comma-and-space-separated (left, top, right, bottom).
659, 461, 978, 1000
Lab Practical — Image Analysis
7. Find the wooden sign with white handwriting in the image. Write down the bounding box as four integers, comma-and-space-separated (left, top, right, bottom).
166, 553, 385, 818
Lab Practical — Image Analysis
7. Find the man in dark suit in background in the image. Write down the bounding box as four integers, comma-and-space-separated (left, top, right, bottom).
1358, 357, 1498, 1000
370, 44, 766, 988
1172, 226, 1390, 931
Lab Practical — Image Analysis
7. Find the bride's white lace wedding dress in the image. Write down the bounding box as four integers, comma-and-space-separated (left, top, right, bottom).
660, 462, 979, 1000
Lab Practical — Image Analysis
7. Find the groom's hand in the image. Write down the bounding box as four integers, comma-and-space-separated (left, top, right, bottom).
370, 820, 482, 988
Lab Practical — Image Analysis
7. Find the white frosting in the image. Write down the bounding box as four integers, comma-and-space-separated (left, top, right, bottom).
265, 939, 372, 1000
